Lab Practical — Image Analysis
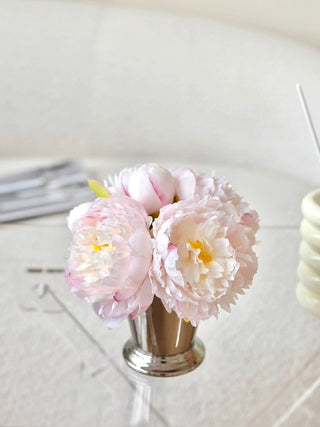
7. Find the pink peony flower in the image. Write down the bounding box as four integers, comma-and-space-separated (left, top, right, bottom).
65, 196, 153, 327
173, 168, 259, 245
66, 164, 259, 329
150, 197, 258, 325
67, 202, 92, 232
108, 163, 175, 215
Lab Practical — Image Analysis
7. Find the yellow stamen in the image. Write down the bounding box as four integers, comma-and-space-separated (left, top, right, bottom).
188, 240, 213, 264
183, 317, 190, 323
92, 243, 109, 252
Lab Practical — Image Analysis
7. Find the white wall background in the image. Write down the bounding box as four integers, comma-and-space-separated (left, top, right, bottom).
112, 0, 320, 47
0, 0, 320, 184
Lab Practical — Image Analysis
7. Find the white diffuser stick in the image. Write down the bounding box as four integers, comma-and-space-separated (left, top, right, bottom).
296, 83, 320, 159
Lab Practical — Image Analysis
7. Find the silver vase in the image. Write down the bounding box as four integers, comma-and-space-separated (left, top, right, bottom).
123, 296, 205, 377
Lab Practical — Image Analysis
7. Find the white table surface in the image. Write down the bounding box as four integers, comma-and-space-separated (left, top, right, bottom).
1, 157, 320, 427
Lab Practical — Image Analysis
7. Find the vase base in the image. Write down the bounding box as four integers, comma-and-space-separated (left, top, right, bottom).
123, 337, 205, 377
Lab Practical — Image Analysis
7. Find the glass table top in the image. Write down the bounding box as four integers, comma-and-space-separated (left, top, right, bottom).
1, 159, 320, 426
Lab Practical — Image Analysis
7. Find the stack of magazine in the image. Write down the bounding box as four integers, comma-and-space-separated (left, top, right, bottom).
0, 160, 94, 222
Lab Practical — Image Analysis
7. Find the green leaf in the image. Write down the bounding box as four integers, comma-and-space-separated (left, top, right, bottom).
88, 179, 111, 198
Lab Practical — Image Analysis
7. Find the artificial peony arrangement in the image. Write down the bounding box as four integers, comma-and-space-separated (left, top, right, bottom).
65, 164, 259, 327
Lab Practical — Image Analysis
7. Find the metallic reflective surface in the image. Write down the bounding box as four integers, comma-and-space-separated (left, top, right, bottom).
123, 296, 205, 377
